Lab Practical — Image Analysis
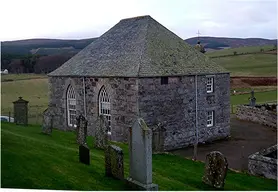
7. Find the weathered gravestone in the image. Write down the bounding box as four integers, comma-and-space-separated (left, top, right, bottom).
95, 114, 109, 149
249, 89, 256, 107
152, 122, 166, 153
13, 97, 29, 126
79, 144, 90, 165
76, 114, 88, 145
126, 118, 158, 191
42, 107, 54, 135
202, 151, 228, 189
105, 145, 124, 180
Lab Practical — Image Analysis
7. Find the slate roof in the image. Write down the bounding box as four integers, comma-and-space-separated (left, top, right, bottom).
48, 15, 229, 77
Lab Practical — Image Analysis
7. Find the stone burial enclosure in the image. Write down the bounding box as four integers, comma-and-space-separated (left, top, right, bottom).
248, 144, 277, 180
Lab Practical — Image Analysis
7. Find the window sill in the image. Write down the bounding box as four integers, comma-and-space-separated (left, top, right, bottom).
207, 125, 213, 128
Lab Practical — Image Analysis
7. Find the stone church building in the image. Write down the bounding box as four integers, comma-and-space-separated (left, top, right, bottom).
48, 15, 230, 150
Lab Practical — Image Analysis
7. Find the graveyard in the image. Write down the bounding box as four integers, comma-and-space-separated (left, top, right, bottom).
1, 122, 277, 191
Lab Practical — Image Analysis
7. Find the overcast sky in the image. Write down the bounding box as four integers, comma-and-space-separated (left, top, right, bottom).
0, 0, 277, 41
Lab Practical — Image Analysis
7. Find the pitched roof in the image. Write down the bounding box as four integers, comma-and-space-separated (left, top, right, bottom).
48, 15, 229, 77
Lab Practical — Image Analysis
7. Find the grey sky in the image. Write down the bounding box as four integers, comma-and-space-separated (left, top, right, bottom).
1, 0, 277, 41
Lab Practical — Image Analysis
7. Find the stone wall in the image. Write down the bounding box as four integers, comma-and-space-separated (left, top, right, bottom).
49, 73, 230, 150
138, 73, 230, 151
236, 105, 277, 128
248, 145, 277, 180
48, 76, 138, 142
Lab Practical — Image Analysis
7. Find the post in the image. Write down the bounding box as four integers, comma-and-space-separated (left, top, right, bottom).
8, 111, 11, 122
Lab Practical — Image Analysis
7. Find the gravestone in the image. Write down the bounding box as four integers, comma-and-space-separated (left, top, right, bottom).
105, 145, 124, 180
126, 118, 158, 191
79, 144, 90, 165
13, 97, 29, 126
152, 122, 166, 153
42, 107, 54, 135
76, 115, 88, 145
202, 151, 228, 189
95, 115, 109, 149
249, 90, 256, 107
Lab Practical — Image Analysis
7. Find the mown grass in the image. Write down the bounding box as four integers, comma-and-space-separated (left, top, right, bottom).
231, 90, 277, 105
1, 122, 277, 191
212, 54, 277, 77
207, 45, 275, 57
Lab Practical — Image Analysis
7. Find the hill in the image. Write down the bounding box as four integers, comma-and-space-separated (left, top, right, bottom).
1, 122, 277, 190
185, 37, 277, 50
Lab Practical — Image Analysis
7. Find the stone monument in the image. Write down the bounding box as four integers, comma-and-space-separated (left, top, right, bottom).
126, 118, 158, 190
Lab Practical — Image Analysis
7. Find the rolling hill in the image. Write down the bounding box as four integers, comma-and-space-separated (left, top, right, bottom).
1, 37, 276, 56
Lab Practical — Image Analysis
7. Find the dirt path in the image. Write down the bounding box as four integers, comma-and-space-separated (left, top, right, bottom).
171, 115, 277, 171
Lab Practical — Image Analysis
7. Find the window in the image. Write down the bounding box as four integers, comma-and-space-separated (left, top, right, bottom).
67, 85, 77, 127
99, 86, 111, 134
161, 77, 168, 84
207, 111, 214, 127
206, 77, 214, 93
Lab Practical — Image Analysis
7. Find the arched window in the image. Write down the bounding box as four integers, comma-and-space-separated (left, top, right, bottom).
67, 85, 76, 127
99, 86, 111, 134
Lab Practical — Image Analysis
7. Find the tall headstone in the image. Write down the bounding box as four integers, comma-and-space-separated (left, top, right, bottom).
95, 115, 109, 149
126, 118, 158, 191
249, 89, 256, 107
202, 151, 228, 189
13, 97, 29, 126
76, 115, 88, 145
105, 145, 124, 180
42, 107, 54, 135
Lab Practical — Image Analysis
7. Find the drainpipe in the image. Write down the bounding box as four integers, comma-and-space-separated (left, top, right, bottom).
83, 77, 87, 118
193, 74, 199, 160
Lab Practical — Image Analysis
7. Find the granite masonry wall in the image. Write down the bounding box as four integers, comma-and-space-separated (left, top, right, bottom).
48, 76, 138, 142
138, 73, 230, 151
236, 105, 277, 128
49, 73, 230, 150
248, 144, 277, 180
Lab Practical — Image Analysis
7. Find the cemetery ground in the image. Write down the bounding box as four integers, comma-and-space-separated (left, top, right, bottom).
1, 122, 277, 191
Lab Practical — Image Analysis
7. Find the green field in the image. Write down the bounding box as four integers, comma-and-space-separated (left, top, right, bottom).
1, 122, 276, 191
1, 73, 47, 82
207, 45, 275, 57
1, 77, 49, 124
212, 54, 277, 77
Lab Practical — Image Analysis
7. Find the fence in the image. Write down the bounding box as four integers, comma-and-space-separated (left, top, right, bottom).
230, 100, 277, 114
4, 105, 45, 125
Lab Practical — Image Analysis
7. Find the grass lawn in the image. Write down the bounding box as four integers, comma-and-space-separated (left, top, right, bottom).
231, 90, 277, 105
1, 73, 47, 82
207, 45, 275, 57
1, 78, 49, 124
212, 54, 277, 77
1, 122, 277, 191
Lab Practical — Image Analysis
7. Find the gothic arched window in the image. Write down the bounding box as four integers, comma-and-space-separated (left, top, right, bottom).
66, 85, 76, 127
99, 86, 111, 134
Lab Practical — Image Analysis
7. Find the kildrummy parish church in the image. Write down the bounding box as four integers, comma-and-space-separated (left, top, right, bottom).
47, 15, 230, 150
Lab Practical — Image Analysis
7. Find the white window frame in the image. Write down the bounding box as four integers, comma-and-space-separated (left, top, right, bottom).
207, 110, 214, 127
99, 87, 111, 135
66, 85, 77, 127
206, 77, 214, 93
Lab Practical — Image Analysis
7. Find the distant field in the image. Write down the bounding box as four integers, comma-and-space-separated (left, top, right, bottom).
231, 90, 277, 105
207, 45, 275, 57
1, 78, 49, 124
1, 74, 47, 82
212, 54, 277, 77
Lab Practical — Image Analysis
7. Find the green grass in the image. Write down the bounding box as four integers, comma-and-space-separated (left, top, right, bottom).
1, 122, 277, 191
207, 45, 275, 57
212, 54, 277, 77
1, 73, 47, 82
1, 78, 49, 124
231, 90, 277, 105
